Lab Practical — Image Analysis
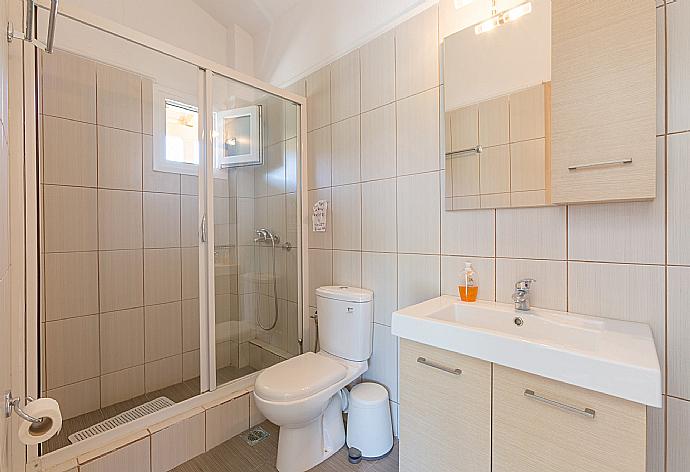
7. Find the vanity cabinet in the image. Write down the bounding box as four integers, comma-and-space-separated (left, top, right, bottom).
399, 339, 492, 472
492, 365, 646, 472
551, 0, 657, 204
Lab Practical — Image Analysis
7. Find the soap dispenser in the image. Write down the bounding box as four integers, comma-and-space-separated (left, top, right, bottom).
459, 262, 478, 302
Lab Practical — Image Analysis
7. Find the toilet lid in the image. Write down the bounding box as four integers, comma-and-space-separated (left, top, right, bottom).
254, 352, 347, 402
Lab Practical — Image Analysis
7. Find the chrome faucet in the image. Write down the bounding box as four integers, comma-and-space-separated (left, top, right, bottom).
512, 279, 536, 311
254, 228, 279, 244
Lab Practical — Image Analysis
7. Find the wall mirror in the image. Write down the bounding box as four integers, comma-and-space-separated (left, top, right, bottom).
443, 0, 551, 210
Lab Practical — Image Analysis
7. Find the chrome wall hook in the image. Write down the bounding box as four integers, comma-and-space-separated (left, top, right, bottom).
3, 391, 43, 424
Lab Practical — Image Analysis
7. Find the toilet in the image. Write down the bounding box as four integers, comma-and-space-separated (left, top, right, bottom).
253, 286, 374, 472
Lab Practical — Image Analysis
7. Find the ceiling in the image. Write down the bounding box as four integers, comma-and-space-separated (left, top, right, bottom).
191, 0, 304, 37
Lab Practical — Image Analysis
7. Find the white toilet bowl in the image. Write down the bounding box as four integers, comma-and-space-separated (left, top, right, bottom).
253, 351, 367, 472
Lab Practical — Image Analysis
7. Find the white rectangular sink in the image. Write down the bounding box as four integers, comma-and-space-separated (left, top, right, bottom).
392, 296, 662, 407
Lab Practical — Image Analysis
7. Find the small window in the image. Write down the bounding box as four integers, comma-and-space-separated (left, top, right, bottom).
164, 99, 199, 165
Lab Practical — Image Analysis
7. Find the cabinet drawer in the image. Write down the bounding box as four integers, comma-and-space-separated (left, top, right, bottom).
492, 365, 646, 472
399, 340, 491, 472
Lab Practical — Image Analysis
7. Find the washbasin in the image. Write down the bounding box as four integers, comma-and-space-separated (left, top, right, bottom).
392, 296, 662, 407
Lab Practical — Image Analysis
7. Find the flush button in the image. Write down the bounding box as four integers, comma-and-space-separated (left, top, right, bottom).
347, 307, 354, 313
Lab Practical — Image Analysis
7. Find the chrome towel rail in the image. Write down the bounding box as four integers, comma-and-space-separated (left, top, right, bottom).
568, 158, 632, 171
524, 389, 596, 419
446, 145, 483, 157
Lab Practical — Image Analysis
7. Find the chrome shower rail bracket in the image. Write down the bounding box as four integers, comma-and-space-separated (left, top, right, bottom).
7, 0, 59, 53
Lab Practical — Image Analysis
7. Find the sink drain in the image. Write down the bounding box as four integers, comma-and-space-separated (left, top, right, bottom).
514, 317, 524, 327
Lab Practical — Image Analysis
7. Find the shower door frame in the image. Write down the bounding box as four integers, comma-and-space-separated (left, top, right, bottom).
9, 0, 310, 466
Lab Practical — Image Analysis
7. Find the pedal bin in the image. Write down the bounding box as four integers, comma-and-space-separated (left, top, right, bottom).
345, 382, 394, 459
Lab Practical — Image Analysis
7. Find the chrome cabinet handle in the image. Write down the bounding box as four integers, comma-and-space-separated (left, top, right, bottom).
524, 389, 596, 419
568, 158, 632, 171
446, 145, 482, 157
416, 357, 462, 376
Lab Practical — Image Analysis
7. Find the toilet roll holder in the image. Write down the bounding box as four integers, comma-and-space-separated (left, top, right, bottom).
3, 391, 44, 424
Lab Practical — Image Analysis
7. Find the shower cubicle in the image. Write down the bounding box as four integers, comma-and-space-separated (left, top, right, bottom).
28, 3, 306, 454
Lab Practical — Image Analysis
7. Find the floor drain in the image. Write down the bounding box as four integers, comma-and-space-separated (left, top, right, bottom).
241, 426, 270, 446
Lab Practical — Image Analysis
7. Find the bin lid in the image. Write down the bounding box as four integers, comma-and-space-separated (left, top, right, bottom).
349, 382, 389, 408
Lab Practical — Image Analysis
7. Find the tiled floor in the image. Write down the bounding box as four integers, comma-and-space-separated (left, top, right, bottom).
43, 365, 256, 454
173, 421, 399, 472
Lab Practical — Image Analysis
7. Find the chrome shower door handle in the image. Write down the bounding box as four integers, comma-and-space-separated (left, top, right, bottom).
45, 0, 59, 53
200, 214, 208, 242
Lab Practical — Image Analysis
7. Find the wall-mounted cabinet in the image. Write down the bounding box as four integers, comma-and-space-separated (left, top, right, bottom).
549, 0, 656, 204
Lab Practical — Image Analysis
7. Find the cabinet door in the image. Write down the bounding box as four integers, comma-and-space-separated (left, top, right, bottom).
399, 340, 491, 472
551, 0, 656, 204
492, 365, 646, 472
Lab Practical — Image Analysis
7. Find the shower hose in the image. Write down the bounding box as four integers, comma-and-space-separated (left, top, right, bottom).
257, 233, 279, 331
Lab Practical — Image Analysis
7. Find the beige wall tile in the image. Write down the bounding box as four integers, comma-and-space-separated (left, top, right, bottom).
144, 248, 182, 305
569, 137, 665, 264
80, 437, 150, 472
363, 323, 399, 402
142, 78, 154, 136
480, 193, 510, 209
441, 256, 495, 301
362, 178, 397, 253
47, 377, 100, 420
509, 190, 547, 208
99, 250, 144, 312
361, 30, 396, 112
182, 298, 200, 352
308, 249, 332, 307
656, 6, 666, 136
332, 250, 362, 287
451, 195, 481, 210
509, 84, 546, 143
308, 188, 333, 249
143, 135, 180, 193
100, 365, 145, 408
266, 142, 286, 196
362, 252, 397, 326
99, 189, 143, 250
181, 175, 198, 196
397, 254, 440, 309
441, 208, 495, 257
144, 192, 181, 248
182, 247, 199, 300
44, 252, 99, 321
479, 95, 510, 147
145, 354, 182, 393
332, 184, 362, 251
668, 0, 690, 133
307, 125, 332, 190
331, 50, 361, 122
42, 116, 97, 187
286, 138, 298, 194
568, 262, 665, 382
43, 185, 98, 252
41, 50, 96, 123
668, 266, 690, 399
496, 206, 566, 260
397, 172, 440, 254
264, 96, 286, 146
396, 87, 440, 176
448, 105, 479, 152
98, 127, 143, 191
479, 145, 510, 195
205, 395, 250, 450
249, 394, 266, 427
182, 350, 200, 381
331, 115, 361, 186
145, 302, 183, 362
450, 154, 480, 197
96, 63, 142, 133
306, 67, 331, 131
395, 5, 439, 99
668, 132, 690, 265
496, 259, 567, 311
668, 397, 690, 472
45, 315, 100, 389
510, 139, 546, 192
180, 195, 199, 247
361, 103, 396, 181
100, 308, 144, 374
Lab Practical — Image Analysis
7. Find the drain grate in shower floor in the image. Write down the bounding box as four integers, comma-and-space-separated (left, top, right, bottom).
241, 426, 270, 446
68, 397, 175, 444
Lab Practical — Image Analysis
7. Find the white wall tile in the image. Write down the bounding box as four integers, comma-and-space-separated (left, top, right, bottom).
362, 178, 396, 253
361, 103, 396, 181
363, 323, 399, 402
331, 116, 361, 186
308, 249, 332, 307
331, 50, 361, 122
668, 132, 690, 265
668, 266, 690, 399
395, 5, 439, 99
569, 138, 665, 264
668, 0, 690, 133
333, 250, 362, 287
307, 125, 331, 189
397, 254, 440, 308
396, 88, 440, 176
441, 256, 495, 301
667, 397, 690, 472
397, 172, 440, 254
647, 398, 665, 472
441, 208, 495, 257
180, 195, 199, 247
306, 67, 330, 131
332, 184, 362, 251
362, 252, 398, 326
496, 206, 566, 260
361, 30, 396, 112
496, 259, 567, 311
568, 262, 665, 383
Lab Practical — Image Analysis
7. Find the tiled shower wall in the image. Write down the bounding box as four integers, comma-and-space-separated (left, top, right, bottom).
39, 50, 236, 420
296, 2, 690, 469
